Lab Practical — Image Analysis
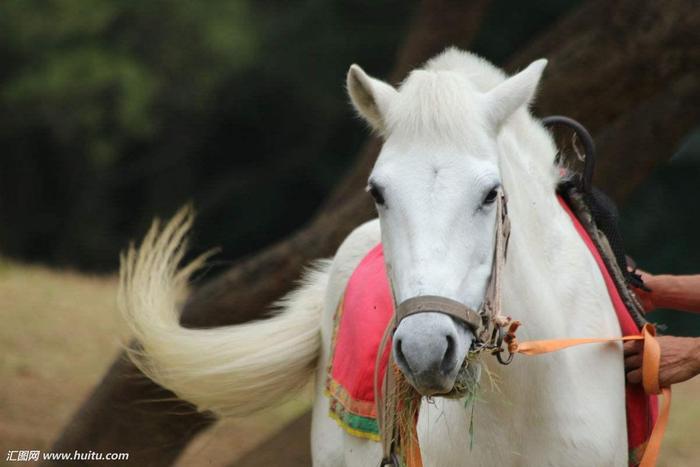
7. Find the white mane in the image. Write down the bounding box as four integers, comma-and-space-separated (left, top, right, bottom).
425, 47, 509, 91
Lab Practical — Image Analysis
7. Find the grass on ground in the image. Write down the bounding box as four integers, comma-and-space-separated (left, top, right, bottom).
0, 258, 309, 467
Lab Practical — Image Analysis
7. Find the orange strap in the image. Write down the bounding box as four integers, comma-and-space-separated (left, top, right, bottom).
509, 323, 670, 467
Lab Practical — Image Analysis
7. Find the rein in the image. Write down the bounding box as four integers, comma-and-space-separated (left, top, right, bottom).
503, 321, 671, 467
373, 187, 671, 467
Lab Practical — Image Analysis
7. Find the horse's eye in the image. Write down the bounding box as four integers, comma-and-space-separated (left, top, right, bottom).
367, 184, 385, 206
483, 188, 498, 205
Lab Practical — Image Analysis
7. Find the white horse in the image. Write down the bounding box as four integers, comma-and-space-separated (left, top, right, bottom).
120, 48, 627, 466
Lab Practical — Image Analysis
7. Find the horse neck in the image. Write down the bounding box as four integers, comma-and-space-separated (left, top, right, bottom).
442, 115, 622, 447
497, 113, 617, 342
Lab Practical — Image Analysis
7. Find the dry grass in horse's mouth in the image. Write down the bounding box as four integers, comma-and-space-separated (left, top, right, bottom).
445, 359, 480, 399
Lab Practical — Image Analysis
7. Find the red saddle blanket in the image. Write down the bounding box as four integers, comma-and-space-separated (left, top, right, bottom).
325, 196, 658, 463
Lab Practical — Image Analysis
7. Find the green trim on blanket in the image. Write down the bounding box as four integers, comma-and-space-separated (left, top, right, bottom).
328, 397, 380, 441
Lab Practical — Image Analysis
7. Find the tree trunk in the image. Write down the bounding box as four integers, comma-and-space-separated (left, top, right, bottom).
595, 74, 700, 202
507, 0, 699, 136
47, 0, 699, 465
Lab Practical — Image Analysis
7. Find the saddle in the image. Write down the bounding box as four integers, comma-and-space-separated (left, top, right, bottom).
546, 115, 647, 328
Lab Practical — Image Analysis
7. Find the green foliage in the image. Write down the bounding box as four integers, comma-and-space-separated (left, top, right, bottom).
0, 0, 258, 167
0, 0, 419, 269
0, 0, 269, 267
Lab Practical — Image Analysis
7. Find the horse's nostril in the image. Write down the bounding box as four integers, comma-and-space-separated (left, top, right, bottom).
440, 334, 456, 374
394, 338, 409, 371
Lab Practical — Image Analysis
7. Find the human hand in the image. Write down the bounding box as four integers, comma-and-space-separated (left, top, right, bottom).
624, 336, 700, 387
629, 268, 655, 313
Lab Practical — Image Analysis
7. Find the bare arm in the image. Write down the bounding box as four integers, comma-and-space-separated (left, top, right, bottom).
625, 273, 700, 386
635, 273, 700, 314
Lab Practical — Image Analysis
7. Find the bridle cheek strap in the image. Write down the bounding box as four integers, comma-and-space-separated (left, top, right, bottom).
483, 190, 511, 331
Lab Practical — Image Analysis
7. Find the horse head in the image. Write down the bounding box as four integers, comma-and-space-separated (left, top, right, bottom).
347, 52, 547, 396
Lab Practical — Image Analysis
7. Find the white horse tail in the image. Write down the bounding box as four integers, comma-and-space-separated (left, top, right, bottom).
119, 206, 329, 417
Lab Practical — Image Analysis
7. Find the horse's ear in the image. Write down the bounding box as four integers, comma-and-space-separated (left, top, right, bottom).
483, 59, 548, 129
347, 64, 398, 134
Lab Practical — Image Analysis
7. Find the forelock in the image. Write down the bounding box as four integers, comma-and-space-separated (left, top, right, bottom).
424, 47, 507, 91
385, 70, 483, 142
383, 49, 509, 142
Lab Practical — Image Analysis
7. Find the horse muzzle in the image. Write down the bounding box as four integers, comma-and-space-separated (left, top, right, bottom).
392, 296, 480, 395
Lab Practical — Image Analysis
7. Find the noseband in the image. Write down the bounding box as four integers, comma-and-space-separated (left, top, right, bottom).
394, 189, 511, 347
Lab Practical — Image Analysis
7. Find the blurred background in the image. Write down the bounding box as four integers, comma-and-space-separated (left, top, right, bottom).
0, 0, 589, 270
0, 0, 698, 466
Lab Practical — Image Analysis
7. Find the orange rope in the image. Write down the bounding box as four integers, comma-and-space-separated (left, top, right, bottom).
508, 323, 669, 467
